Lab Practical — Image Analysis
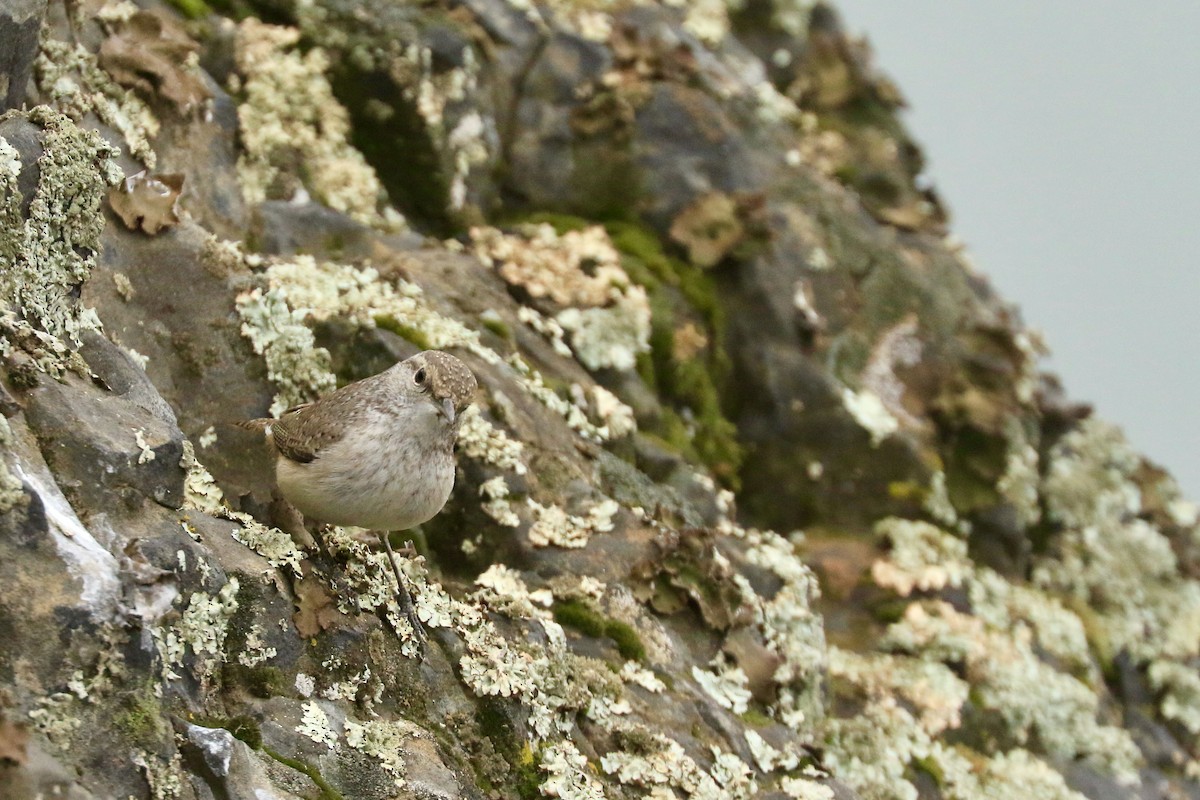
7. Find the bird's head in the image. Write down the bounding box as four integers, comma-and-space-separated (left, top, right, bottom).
395, 350, 477, 425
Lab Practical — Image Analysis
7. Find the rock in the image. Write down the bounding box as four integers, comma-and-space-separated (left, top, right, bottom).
22, 368, 185, 511
0, 0, 46, 112
1, 2, 1198, 799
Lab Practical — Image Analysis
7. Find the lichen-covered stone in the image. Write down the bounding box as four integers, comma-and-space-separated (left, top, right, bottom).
0, 2, 1196, 799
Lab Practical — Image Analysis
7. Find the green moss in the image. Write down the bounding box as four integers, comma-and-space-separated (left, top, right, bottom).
481, 315, 512, 340
114, 690, 164, 748
188, 712, 264, 750
516, 212, 592, 234
605, 619, 646, 662
330, 64, 458, 236
739, 708, 775, 727
163, 0, 212, 18
374, 314, 433, 350
264, 746, 344, 800
553, 598, 607, 638
553, 599, 647, 663
475, 701, 540, 800
605, 221, 742, 487
222, 663, 285, 698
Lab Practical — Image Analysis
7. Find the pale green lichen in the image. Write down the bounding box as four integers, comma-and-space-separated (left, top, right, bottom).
344, 718, 412, 786
472, 224, 650, 372
600, 731, 757, 800
737, 528, 827, 729
230, 19, 403, 230
459, 407, 528, 475
539, 740, 606, 800
235, 284, 336, 417
526, 498, 619, 549
0, 416, 27, 513
883, 600, 1140, 784
296, 701, 338, 749
0, 108, 122, 343
692, 659, 752, 715
871, 518, 971, 597
35, 38, 158, 167
132, 750, 185, 800
1033, 418, 1200, 665
841, 387, 899, 446
479, 476, 522, 527
153, 580, 240, 685
1148, 660, 1200, 736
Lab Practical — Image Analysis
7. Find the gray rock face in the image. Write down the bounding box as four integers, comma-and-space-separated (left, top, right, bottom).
1, 3, 1198, 800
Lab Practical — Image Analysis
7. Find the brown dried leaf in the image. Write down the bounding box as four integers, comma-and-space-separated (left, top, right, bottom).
108, 170, 183, 235
99, 11, 211, 114
0, 717, 29, 766
293, 566, 340, 638
669, 192, 745, 269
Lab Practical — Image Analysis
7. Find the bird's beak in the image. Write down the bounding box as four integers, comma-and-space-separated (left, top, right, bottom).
439, 397, 456, 424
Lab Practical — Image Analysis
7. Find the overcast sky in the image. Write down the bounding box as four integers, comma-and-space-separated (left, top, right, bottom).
833, 2, 1200, 500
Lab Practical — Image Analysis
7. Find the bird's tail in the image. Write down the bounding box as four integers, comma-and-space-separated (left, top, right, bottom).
235, 418, 273, 435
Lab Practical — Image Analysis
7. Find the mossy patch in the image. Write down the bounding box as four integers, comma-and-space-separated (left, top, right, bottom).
222, 663, 285, 698
474, 700, 541, 800
553, 598, 647, 662
263, 746, 344, 800
373, 314, 434, 350
511, 212, 744, 486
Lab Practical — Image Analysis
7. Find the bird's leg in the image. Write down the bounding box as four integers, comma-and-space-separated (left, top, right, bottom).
379, 531, 427, 647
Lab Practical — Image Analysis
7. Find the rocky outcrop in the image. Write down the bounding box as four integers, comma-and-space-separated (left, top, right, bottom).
1, 2, 1198, 799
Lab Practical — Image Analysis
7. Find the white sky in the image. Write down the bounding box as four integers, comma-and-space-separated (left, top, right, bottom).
833, 2, 1200, 500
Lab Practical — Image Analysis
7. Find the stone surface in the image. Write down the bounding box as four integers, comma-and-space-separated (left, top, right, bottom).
0, 2, 1198, 800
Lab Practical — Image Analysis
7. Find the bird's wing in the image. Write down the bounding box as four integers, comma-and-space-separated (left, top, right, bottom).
270, 382, 376, 464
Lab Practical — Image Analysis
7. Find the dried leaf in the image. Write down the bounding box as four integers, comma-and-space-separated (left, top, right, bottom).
669, 192, 745, 269
99, 11, 211, 114
108, 170, 184, 235
0, 717, 29, 766
293, 566, 340, 638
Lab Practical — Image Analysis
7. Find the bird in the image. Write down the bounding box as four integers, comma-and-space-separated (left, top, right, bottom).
242, 350, 477, 641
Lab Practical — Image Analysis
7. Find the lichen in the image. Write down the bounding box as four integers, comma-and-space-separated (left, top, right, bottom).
538, 740, 605, 800
296, 701, 338, 750
34, 38, 158, 167
230, 18, 403, 230
0, 416, 27, 513
841, 387, 899, 446
153, 579, 240, 685
871, 518, 971, 597
472, 224, 651, 371
527, 498, 619, 550
459, 407, 528, 475
0, 108, 122, 343
343, 718, 412, 785
692, 659, 752, 715
600, 730, 757, 800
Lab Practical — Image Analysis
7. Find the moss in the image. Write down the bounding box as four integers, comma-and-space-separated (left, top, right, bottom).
263, 746, 344, 800
163, 0, 212, 19
222, 663, 285, 698
114, 690, 164, 748
475, 700, 540, 800
605, 619, 646, 662
330, 63, 457, 236
553, 598, 607, 638
605, 221, 743, 487
553, 599, 647, 663
373, 314, 433, 350
739, 708, 775, 727
188, 712, 264, 750
481, 316, 512, 340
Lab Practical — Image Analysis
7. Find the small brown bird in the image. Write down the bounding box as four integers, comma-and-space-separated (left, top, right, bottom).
244, 350, 477, 637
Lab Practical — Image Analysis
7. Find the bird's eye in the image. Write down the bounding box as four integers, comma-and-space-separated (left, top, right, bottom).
413, 368, 427, 386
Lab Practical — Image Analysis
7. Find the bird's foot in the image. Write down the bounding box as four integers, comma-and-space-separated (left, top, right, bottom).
379, 532, 428, 651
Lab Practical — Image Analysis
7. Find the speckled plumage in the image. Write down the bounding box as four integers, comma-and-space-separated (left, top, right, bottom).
250, 351, 477, 531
